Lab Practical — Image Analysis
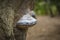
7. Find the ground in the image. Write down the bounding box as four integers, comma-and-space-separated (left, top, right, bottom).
26, 16, 60, 40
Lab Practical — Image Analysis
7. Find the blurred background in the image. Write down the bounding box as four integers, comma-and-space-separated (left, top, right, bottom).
34, 0, 60, 17
26, 0, 60, 40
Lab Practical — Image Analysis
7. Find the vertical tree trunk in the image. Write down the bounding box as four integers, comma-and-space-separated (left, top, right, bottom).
0, 0, 35, 40
55, 0, 60, 16
0, 0, 16, 40
44, 0, 48, 15
0, 7, 15, 40
45, 0, 54, 17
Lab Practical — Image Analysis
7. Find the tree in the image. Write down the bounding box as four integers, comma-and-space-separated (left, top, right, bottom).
55, 0, 60, 16
44, 0, 54, 17
0, 0, 34, 40
50, 0, 60, 16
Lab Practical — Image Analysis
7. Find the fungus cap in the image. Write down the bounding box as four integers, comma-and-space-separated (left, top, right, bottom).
16, 14, 37, 29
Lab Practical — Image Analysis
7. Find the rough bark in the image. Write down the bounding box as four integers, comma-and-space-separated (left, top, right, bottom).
0, 7, 15, 40
0, 0, 34, 40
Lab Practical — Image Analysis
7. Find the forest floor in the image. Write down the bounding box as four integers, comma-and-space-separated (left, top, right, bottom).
26, 16, 60, 40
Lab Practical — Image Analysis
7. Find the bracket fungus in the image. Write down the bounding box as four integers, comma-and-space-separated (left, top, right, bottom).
16, 13, 37, 29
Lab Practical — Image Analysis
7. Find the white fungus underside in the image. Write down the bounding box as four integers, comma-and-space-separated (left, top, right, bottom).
17, 14, 37, 25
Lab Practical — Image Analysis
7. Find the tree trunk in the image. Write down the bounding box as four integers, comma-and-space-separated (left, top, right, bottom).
0, 0, 34, 40
55, 0, 60, 16
45, 0, 54, 17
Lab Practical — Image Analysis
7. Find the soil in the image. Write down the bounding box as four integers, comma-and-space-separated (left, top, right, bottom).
26, 16, 60, 40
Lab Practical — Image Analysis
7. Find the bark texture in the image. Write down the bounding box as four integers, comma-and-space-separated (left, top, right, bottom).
0, 0, 34, 40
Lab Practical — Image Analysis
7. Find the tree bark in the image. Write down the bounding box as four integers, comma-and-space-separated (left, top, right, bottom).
0, 0, 34, 40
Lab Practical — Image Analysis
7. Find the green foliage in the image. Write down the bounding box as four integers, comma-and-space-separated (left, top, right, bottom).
51, 5, 57, 16
34, 1, 46, 15
34, 0, 57, 16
